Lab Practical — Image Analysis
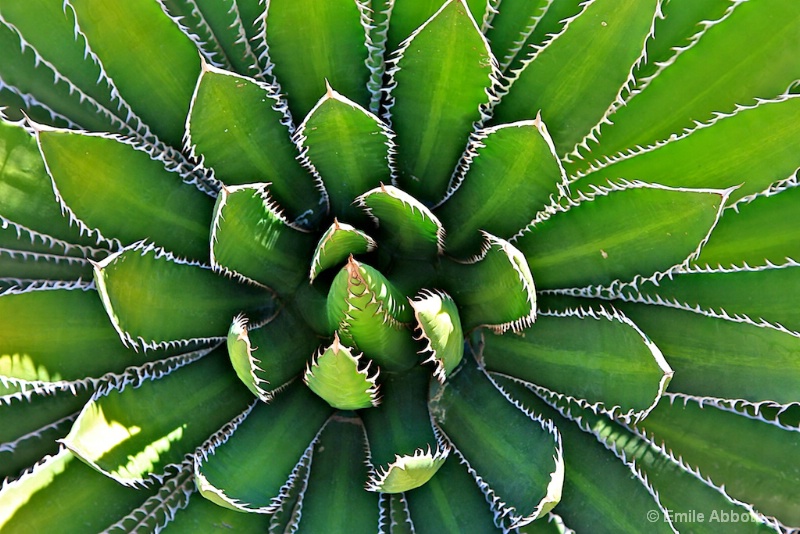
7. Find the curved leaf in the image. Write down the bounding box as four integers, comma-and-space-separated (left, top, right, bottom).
439, 233, 536, 332
194, 381, 332, 512
409, 289, 464, 382
210, 183, 314, 295
37, 128, 214, 262
309, 219, 377, 282
435, 119, 567, 256
93, 242, 276, 349
389, 0, 496, 205
62, 349, 253, 485
493, 0, 660, 156
263, 0, 371, 118
69, 0, 201, 146
481, 305, 672, 422
429, 360, 563, 529
297, 85, 393, 221
513, 182, 728, 289
187, 65, 326, 225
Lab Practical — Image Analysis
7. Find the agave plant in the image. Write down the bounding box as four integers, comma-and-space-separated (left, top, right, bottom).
1, 0, 798, 532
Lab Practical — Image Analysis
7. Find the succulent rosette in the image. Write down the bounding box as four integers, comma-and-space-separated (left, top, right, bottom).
1, 0, 799, 532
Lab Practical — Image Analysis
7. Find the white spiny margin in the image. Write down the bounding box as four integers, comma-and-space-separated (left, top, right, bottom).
562, 0, 665, 163
664, 392, 800, 433
253, 0, 297, 127
616, 394, 793, 533
0, 247, 91, 270
155, 0, 232, 70
530, 383, 681, 533
308, 218, 378, 283
0, 81, 81, 129
0, 445, 71, 498
102, 459, 195, 533
434, 365, 564, 531
567, 90, 800, 183
510, 179, 732, 268
479, 0, 500, 34
60, 346, 215, 489
0, 215, 110, 259
92, 240, 229, 352
0, 11, 136, 137
208, 182, 308, 289
491, 0, 594, 114
303, 332, 382, 408
436, 114, 570, 209
725, 166, 800, 215
227, 0, 266, 79
494, 0, 555, 72
459, 232, 537, 334
334, 257, 411, 337
0, 409, 78, 456
535, 303, 673, 423
365, 444, 451, 494
228, 313, 280, 403
65, 0, 221, 196
556, 258, 800, 338
193, 393, 326, 514
543, 511, 576, 534
295, 81, 400, 186
355, 184, 446, 254
409, 289, 456, 383
283, 414, 375, 532
621, 0, 746, 107
355, 0, 388, 114
270, 439, 311, 534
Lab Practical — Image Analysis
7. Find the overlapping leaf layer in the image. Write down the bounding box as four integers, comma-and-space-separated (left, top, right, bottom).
0, 0, 798, 532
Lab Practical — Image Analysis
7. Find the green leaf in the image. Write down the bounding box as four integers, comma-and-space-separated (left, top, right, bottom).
484, 0, 551, 71
439, 233, 536, 332
572, 95, 800, 204
69, 0, 201, 146
576, 0, 800, 167
389, 0, 496, 205
435, 118, 567, 256
264, 0, 371, 118
0, 283, 166, 382
0, 448, 156, 532
297, 84, 393, 221
0, 388, 91, 480
429, 360, 563, 529
636, 393, 800, 526
194, 380, 332, 512
404, 454, 499, 533
492, 0, 659, 155
361, 367, 448, 494
309, 219, 377, 282
615, 263, 800, 336
356, 184, 445, 259
513, 182, 727, 289
494, 380, 675, 534
166, 488, 272, 533
409, 290, 464, 382
0, 120, 90, 246
303, 333, 380, 410
93, 242, 276, 349
616, 302, 800, 405
210, 183, 314, 296
62, 349, 253, 485
590, 404, 783, 534
291, 414, 379, 532
226, 308, 319, 402
0, 0, 134, 134
0, 244, 92, 287
187, 65, 325, 225
37, 128, 214, 262
695, 183, 800, 268
481, 305, 672, 421
326, 258, 419, 372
